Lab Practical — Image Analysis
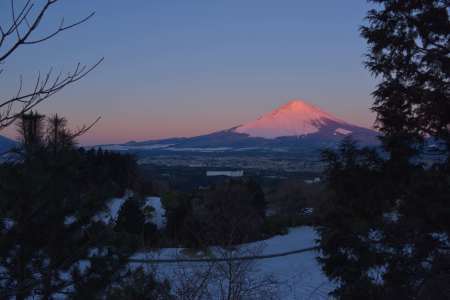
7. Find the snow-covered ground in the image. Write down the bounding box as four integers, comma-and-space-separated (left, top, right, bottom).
253, 227, 333, 299
95, 196, 333, 298
94, 193, 129, 223
133, 226, 334, 299
144, 196, 166, 228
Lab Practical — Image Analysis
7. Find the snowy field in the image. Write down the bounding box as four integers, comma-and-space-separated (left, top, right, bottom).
101, 196, 334, 299
133, 227, 334, 299
244, 227, 333, 299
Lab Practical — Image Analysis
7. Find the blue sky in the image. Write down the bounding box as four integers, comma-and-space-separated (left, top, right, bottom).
1, 0, 377, 144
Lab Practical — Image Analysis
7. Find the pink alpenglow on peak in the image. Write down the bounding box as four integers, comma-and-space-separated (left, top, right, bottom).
234, 99, 347, 139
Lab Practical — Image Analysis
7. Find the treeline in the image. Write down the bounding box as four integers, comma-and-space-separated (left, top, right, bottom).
161, 178, 267, 248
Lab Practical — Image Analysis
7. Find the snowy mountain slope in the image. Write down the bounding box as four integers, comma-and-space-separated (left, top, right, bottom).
234, 100, 346, 138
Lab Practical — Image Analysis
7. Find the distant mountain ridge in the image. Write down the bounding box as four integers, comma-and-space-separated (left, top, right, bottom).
0, 135, 17, 153
105, 99, 378, 153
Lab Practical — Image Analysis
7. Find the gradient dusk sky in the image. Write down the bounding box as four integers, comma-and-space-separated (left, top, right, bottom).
1, 0, 378, 145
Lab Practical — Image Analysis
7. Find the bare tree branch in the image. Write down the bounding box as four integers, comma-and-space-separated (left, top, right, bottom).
23, 12, 95, 45
71, 116, 101, 139
0, 0, 101, 131
0, 57, 103, 130
0, 0, 94, 62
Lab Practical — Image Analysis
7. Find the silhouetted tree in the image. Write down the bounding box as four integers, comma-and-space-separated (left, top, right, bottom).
195, 178, 266, 246
318, 1, 450, 299
115, 197, 144, 235
16, 111, 45, 153
46, 114, 74, 153
161, 179, 267, 248
162, 191, 195, 246
317, 139, 388, 298
361, 0, 450, 161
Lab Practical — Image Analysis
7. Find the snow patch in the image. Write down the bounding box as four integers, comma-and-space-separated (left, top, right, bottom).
94, 190, 133, 223
144, 197, 166, 229
64, 216, 77, 226
334, 128, 352, 135
383, 211, 400, 223
167, 147, 232, 152
367, 264, 387, 285
206, 170, 244, 177
1, 218, 14, 230
304, 177, 321, 184
97, 144, 174, 151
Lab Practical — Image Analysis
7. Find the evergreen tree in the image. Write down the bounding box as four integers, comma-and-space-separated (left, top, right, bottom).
161, 191, 196, 246
361, 0, 450, 159
318, 139, 390, 298
16, 111, 45, 154
318, 1, 450, 298
46, 114, 74, 153
115, 196, 146, 235
193, 179, 267, 246
361, 3, 450, 297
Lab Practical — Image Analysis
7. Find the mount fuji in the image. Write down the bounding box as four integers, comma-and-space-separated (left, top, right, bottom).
233, 100, 371, 140
108, 100, 378, 153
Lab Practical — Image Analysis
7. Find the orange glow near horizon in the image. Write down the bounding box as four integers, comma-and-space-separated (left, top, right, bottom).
1, 99, 376, 146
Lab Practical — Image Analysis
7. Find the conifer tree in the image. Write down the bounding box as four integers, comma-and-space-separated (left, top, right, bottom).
115, 196, 146, 235
361, 0, 450, 160
318, 1, 450, 298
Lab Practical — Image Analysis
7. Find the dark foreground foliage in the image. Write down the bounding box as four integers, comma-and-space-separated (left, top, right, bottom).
162, 178, 267, 248
318, 139, 450, 299
0, 113, 169, 299
318, 0, 450, 298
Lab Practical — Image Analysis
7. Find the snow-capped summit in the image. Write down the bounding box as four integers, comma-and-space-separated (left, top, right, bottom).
234, 99, 349, 139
